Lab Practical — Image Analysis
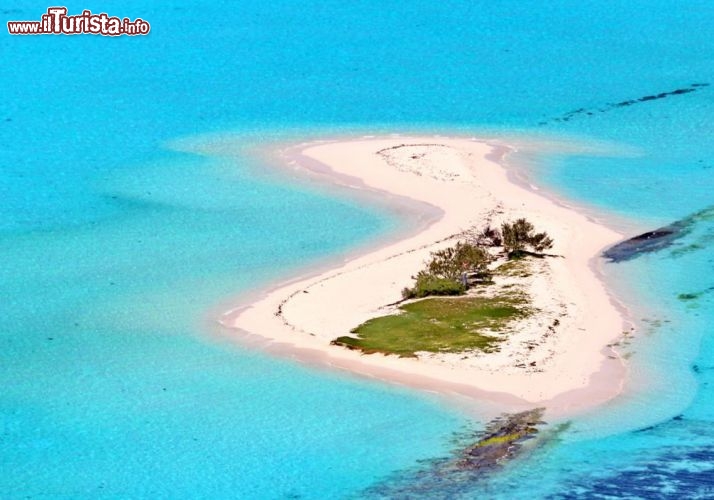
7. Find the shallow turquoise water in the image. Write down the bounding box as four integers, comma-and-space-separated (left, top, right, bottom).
3, 1, 714, 497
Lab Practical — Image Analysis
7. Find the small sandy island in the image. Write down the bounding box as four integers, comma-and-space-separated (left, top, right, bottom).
220, 136, 629, 418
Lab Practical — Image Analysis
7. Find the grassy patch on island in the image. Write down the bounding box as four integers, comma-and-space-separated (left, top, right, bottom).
333, 295, 529, 357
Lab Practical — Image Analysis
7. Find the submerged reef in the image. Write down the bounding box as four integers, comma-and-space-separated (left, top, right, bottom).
454, 408, 545, 471
539, 83, 708, 126
604, 206, 714, 263
362, 408, 555, 498
555, 417, 714, 499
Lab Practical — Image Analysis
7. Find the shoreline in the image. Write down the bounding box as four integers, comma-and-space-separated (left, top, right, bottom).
216, 135, 630, 420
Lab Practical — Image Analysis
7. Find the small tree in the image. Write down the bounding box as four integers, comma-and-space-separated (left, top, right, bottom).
501, 218, 553, 258
427, 242, 491, 280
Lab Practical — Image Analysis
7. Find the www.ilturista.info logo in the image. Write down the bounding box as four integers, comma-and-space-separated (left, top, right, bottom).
7, 7, 150, 36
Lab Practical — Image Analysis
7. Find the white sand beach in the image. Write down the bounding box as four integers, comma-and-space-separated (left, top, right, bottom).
219, 136, 629, 418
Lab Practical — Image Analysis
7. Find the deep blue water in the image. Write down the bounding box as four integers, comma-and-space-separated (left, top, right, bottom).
3, 1, 714, 498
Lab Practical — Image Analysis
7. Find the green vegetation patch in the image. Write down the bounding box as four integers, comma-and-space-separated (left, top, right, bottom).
475, 432, 527, 447
495, 259, 531, 278
333, 295, 529, 357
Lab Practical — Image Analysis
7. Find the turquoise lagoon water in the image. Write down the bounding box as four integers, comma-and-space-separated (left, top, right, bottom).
3, 1, 714, 497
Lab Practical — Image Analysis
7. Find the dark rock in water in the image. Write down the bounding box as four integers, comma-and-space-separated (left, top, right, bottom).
455, 408, 545, 471
603, 206, 714, 263
603, 226, 685, 262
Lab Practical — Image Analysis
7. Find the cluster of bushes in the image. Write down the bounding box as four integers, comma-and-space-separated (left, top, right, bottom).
402, 240, 492, 299
401, 218, 553, 300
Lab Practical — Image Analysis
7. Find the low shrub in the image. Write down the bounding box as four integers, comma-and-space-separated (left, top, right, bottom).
408, 272, 466, 298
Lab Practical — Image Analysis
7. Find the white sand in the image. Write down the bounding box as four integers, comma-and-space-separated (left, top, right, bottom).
220, 136, 628, 418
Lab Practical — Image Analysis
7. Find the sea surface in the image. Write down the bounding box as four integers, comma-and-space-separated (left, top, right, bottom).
2, 1, 714, 498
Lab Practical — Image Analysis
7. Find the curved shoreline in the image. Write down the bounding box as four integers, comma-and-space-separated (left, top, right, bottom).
217, 135, 629, 420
